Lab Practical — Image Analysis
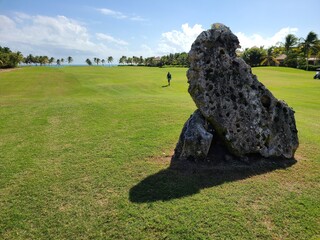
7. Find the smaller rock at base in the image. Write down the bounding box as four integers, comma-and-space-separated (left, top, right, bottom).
172, 109, 213, 162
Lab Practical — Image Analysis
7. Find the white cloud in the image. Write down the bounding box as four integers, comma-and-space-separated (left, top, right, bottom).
0, 13, 94, 51
0, 13, 125, 63
97, 8, 127, 19
158, 23, 205, 54
96, 33, 128, 46
236, 27, 299, 49
97, 8, 146, 21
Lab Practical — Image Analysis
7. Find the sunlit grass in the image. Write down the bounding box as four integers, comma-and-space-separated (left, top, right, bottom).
0, 66, 319, 239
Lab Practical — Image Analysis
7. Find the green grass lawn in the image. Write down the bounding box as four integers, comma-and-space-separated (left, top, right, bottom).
0, 66, 319, 239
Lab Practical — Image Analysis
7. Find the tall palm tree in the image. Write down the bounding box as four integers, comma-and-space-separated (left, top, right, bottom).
284, 34, 298, 54
56, 59, 61, 66
85, 58, 92, 66
119, 56, 126, 65
260, 47, 279, 66
93, 57, 97, 65
96, 58, 100, 65
67, 56, 73, 65
60, 58, 64, 65
107, 56, 113, 66
300, 31, 319, 70
49, 57, 55, 65
101, 59, 105, 65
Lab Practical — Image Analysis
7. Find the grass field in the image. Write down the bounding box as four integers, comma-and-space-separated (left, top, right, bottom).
0, 66, 319, 239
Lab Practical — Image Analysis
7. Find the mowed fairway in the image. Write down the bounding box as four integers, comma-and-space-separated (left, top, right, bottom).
0, 66, 319, 239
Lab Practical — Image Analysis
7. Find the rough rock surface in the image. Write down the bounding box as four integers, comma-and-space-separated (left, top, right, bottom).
173, 109, 214, 162
174, 23, 299, 163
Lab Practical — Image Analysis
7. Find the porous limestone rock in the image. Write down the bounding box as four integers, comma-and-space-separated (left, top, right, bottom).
176, 23, 298, 161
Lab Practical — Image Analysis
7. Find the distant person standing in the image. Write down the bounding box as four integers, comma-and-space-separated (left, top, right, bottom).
167, 72, 172, 86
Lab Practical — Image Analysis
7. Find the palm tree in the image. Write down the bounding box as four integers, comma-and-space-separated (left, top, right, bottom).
56, 59, 61, 66
85, 58, 92, 66
96, 58, 101, 65
101, 59, 105, 65
60, 58, 64, 65
67, 56, 73, 65
284, 34, 298, 54
107, 56, 113, 66
16, 51, 24, 65
93, 57, 97, 65
139, 56, 144, 65
49, 57, 55, 65
119, 56, 127, 65
300, 31, 319, 70
260, 47, 279, 66
126, 57, 132, 65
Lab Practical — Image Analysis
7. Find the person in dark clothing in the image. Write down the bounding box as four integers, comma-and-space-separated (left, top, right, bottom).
167, 72, 172, 86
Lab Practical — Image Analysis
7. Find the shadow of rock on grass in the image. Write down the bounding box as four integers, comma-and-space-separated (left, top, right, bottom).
129, 157, 297, 203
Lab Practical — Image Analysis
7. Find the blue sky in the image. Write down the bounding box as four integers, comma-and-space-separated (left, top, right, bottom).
0, 0, 319, 64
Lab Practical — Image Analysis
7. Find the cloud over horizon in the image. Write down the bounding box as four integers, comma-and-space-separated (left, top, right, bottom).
157, 23, 204, 54
236, 27, 299, 49
157, 24, 300, 54
0, 13, 301, 64
0, 12, 126, 62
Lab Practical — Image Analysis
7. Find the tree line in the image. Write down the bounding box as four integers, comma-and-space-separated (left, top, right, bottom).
0, 49, 75, 68
240, 31, 320, 70
116, 52, 189, 67
1, 31, 319, 70
85, 56, 114, 66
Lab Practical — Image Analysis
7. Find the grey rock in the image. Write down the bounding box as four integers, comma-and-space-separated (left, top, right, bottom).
175, 23, 298, 162
173, 109, 213, 162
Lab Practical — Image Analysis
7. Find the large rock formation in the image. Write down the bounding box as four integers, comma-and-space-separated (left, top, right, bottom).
173, 23, 299, 165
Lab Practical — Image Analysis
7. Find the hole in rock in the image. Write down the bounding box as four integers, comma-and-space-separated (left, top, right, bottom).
261, 95, 271, 109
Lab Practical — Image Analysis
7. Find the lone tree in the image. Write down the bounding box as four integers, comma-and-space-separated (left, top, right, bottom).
284, 34, 298, 54
300, 31, 319, 70
85, 58, 92, 66
67, 56, 73, 65
107, 56, 113, 66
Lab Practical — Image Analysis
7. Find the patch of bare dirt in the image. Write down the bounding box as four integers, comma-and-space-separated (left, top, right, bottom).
0, 67, 22, 73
